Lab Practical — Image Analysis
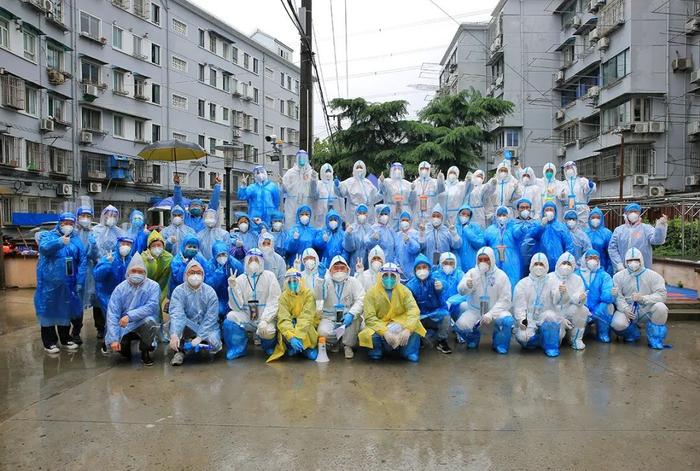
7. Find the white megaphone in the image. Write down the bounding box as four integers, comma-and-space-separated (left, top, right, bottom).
316, 337, 330, 363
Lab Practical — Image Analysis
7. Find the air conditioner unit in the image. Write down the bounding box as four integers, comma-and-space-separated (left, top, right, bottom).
57, 183, 73, 196
648, 185, 665, 197
83, 84, 98, 97
572, 15, 582, 28
633, 122, 649, 133
555, 70, 565, 83
691, 69, 700, 84
80, 131, 93, 144
88, 182, 102, 193
587, 86, 600, 98
685, 175, 700, 186
633, 174, 649, 186
40, 118, 54, 131
649, 121, 665, 133
686, 17, 700, 35
557, 146, 566, 157
688, 121, 700, 136
555, 109, 565, 120
672, 57, 693, 72
598, 37, 610, 50
588, 28, 599, 43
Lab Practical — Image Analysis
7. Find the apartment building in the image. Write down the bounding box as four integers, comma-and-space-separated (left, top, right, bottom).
0, 0, 301, 225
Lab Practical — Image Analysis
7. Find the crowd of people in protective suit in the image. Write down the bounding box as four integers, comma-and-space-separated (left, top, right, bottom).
34, 149, 672, 365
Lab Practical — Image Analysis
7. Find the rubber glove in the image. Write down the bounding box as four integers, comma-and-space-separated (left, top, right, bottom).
289, 337, 304, 354
169, 334, 180, 351
343, 313, 354, 327
397, 328, 411, 347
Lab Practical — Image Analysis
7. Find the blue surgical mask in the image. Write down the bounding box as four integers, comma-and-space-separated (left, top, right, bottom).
190, 208, 202, 217
382, 276, 397, 290
288, 281, 300, 293
184, 248, 197, 259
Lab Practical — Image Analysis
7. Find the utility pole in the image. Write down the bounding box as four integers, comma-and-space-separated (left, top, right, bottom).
618, 132, 625, 202
299, 0, 313, 159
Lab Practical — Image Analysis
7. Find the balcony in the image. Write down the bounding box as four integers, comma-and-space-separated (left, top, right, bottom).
598, 0, 624, 37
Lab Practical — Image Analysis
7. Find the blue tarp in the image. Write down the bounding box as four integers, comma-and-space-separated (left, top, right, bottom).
12, 213, 59, 226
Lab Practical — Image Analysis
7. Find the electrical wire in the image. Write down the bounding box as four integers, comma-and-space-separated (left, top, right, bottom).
328, 0, 341, 97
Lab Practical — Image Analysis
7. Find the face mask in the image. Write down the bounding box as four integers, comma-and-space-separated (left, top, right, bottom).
188, 274, 203, 287
238, 222, 249, 233
379, 214, 389, 225
590, 218, 601, 228
473, 176, 483, 185
79, 218, 91, 228
627, 212, 639, 224
566, 220, 577, 230
184, 248, 197, 259
498, 172, 508, 181
371, 260, 383, 272
60, 225, 74, 236
565, 169, 575, 178
522, 176, 531, 184
558, 264, 573, 276
272, 221, 283, 231
416, 268, 429, 280
248, 261, 261, 273
627, 261, 641, 272
150, 247, 163, 258
323, 170, 333, 181
520, 210, 531, 219
119, 245, 131, 257
288, 280, 300, 293
173, 216, 183, 226
132, 217, 144, 227
261, 244, 273, 253
532, 265, 547, 277
190, 208, 202, 217
299, 215, 310, 225
217, 255, 228, 266
497, 216, 508, 225
586, 259, 599, 271
105, 217, 116, 227
205, 218, 216, 228
447, 174, 457, 183
391, 170, 402, 180
420, 169, 429, 178
331, 271, 348, 282
459, 215, 470, 225
128, 273, 145, 285
400, 220, 410, 231
382, 276, 397, 289
357, 214, 367, 224
329, 220, 339, 230
304, 259, 316, 271
478, 262, 490, 273
432, 217, 442, 228
354, 167, 365, 178
545, 211, 555, 221
255, 172, 267, 183
545, 171, 554, 180
442, 265, 455, 275
298, 156, 307, 166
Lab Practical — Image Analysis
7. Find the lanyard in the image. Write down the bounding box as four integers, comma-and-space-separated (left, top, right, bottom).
246, 273, 260, 299
333, 280, 345, 303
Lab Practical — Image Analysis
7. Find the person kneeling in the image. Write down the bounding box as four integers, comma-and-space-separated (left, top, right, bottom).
105, 253, 160, 366
610, 248, 669, 349
223, 249, 281, 360
168, 260, 222, 366
358, 263, 426, 362
267, 269, 319, 362
453, 247, 514, 354
576, 249, 615, 343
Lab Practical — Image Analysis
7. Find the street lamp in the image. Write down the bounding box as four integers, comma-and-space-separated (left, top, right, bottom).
215, 142, 242, 229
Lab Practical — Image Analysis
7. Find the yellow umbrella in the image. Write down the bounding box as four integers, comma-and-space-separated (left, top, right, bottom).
137, 139, 206, 172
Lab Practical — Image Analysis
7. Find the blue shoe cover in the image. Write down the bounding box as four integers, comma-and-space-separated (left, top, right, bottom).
402, 333, 421, 362
595, 319, 611, 343
540, 321, 561, 357
646, 322, 668, 350
465, 327, 481, 349
303, 347, 318, 360
223, 320, 248, 360
259, 337, 276, 356
616, 323, 641, 342
368, 334, 383, 360
492, 317, 514, 354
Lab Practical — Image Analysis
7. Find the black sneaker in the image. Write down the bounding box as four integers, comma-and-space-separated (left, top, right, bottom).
100, 344, 109, 355
141, 349, 154, 366
96, 330, 105, 340
436, 339, 453, 354
72, 334, 83, 345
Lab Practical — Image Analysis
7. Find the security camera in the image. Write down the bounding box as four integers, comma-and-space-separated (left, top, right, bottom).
265, 134, 277, 142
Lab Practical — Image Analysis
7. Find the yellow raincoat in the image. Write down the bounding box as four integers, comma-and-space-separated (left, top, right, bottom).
358, 276, 426, 348
142, 230, 173, 307
267, 281, 319, 362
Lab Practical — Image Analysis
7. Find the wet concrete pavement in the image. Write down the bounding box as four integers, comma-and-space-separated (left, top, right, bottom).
0, 288, 699, 470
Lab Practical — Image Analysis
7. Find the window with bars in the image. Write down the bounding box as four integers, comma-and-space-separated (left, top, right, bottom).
0, 135, 21, 167
49, 147, 70, 174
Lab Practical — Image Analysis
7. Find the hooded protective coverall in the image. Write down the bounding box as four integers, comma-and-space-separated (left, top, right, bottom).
513, 253, 556, 353
538, 163, 565, 220
462, 170, 494, 229
585, 207, 614, 275
237, 165, 281, 226
421, 203, 461, 265
564, 209, 592, 265
519, 167, 543, 218
173, 181, 221, 233
412, 161, 445, 226
433, 252, 464, 305
576, 249, 615, 343
224, 250, 281, 359
394, 210, 422, 278
441, 166, 468, 225
94, 237, 133, 312
75, 206, 99, 311
284, 205, 321, 266
379, 163, 415, 228
339, 160, 380, 223
453, 247, 514, 353
483, 206, 521, 290
455, 205, 485, 273
608, 203, 667, 273
299, 247, 325, 297
559, 161, 596, 227
257, 232, 285, 288
487, 161, 522, 218
205, 241, 245, 319
126, 209, 150, 254
168, 235, 208, 296
92, 205, 125, 258
343, 204, 373, 272
405, 254, 450, 341
281, 150, 318, 229
313, 208, 347, 262
161, 205, 194, 257
316, 255, 365, 348
169, 259, 222, 351
197, 208, 230, 260
270, 211, 289, 260
357, 245, 385, 292
530, 201, 575, 270
142, 230, 173, 306
611, 248, 669, 349
105, 253, 160, 351
365, 205, 400, 263
315, 162, 343, 226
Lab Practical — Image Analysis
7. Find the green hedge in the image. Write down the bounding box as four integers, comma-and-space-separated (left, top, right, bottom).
653, 218, 700, 260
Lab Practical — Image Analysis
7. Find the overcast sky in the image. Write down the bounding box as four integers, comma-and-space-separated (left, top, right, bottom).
191, 0, 498, 139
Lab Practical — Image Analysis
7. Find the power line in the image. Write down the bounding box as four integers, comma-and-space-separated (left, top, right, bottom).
344, 0, 349, 97
328, 0, 341, 97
